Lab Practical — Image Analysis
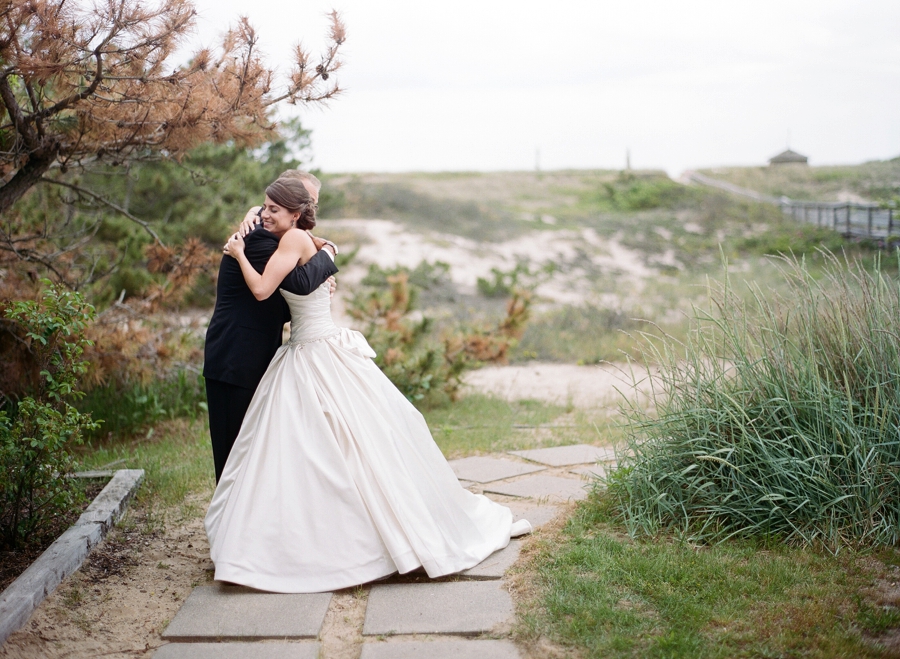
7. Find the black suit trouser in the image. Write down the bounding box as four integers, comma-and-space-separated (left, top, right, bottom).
205, 378, 256, 483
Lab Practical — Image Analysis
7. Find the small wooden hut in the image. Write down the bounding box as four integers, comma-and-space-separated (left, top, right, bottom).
768, 149, 808, 166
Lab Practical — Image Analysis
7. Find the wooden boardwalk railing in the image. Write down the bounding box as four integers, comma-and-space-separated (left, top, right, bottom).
684, 171, 897, 242
780, 200, 896, 240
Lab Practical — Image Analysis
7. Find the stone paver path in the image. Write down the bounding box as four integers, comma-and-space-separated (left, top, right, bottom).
161, 585, 331, 640
511, 443, 616, 466
364, 581, 513, 635
449, 456, 545, 483
153, 444, 615, 658
485, 474, 590, 502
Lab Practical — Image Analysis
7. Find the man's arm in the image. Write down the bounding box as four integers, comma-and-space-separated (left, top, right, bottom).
279, 249, 339, 296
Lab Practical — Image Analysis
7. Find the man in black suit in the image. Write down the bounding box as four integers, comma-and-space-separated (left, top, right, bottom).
203, 197, 338, 482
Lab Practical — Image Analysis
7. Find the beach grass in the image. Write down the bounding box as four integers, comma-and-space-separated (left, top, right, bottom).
610, 251, 900, 550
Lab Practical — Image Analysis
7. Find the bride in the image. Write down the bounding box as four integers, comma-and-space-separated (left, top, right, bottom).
205, 176, 531, 594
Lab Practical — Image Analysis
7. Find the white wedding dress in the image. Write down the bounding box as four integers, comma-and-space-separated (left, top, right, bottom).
205, 284, 527, 593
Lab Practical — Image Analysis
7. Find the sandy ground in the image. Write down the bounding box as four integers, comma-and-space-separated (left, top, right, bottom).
463, 361, 650, 410
0, 505, 213, 659
319, 218, 652, 309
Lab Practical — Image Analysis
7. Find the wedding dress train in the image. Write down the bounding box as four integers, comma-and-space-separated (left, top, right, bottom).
205, 284, 529, 593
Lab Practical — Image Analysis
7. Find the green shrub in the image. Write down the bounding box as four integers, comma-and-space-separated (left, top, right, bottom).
578, 172, 691, 213
476, 261, 553, 298
348, 262, 530, 405
0, 283, 99, 549
610, 252, 900, 550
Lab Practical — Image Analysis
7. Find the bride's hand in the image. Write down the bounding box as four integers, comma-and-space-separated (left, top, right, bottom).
238, 206, 262, 237
223, 232, 246, 258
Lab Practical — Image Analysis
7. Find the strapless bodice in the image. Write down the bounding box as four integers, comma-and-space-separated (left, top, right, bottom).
281, 285, 339, 344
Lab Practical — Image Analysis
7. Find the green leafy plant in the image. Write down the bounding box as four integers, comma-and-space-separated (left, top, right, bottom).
0, 283, 99, 549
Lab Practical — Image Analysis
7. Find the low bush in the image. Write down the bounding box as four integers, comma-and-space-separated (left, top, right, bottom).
610, 251, 900, 550
0, 283, 98, 549
579, 171, 691, 213
348, 262, 529, 405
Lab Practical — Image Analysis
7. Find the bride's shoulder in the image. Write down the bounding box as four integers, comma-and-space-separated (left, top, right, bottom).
280, 228, 315, 248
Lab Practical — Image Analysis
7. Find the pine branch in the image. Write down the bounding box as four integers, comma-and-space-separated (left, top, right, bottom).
39, 176, 163, 244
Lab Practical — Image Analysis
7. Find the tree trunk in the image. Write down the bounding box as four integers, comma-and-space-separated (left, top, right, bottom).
0, 151, 57, 216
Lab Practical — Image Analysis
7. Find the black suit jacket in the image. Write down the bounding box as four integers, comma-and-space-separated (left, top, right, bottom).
203, 228, 339, 389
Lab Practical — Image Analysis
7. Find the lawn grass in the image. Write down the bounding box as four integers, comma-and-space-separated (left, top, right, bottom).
424, 394, 611, 458
518, 489, 900, 658
77, 417, 215, 520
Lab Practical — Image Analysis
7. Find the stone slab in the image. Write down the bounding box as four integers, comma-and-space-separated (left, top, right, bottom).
509, 444, 616, 467
448, 456, 544, 483
569, 463, 611, 480
76, 469, 145, 529
360, 639, 522, 659
154, 642, 320, 659
161, 584, 332, 640
485, 475, 588, 502
503, 500, 562, 529
461, 540, 521, 579
0, 469, 144, 646
363, 581, 513, 635
72, 470, 115, 479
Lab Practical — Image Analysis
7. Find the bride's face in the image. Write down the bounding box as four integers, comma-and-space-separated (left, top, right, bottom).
260, 195, 300, 237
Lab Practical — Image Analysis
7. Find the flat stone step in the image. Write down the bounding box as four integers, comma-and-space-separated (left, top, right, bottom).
449, 456, 544, 483
509, 444, 616, 467
363, 581, 513, 636
502, 500, 562, 529
570, 463, 612, 480
161, 584, 331, 640
485, 474, 589, 502
153, 642, 320, 658
360, 639, 522, 658
460, 540, 521, 579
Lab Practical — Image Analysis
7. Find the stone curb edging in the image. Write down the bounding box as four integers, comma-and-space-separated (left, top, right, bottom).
0, 468, 145, 646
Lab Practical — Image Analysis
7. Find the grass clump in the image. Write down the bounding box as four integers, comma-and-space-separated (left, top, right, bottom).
513, 305, 647, 364
611, 251, 900, 550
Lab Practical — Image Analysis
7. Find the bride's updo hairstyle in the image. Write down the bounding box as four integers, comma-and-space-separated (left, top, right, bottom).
265, 177, 317, 230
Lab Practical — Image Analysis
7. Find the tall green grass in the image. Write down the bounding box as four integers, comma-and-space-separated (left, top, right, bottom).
610, 251, 900, 550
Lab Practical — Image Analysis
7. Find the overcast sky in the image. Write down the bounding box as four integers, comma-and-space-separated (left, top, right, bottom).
190, 1, 900, 175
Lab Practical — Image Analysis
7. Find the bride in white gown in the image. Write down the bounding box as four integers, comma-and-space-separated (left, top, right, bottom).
205, 177, 531, 593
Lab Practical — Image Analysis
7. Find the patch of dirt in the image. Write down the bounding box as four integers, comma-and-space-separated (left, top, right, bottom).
0, 503, 212, 659
319, 587, 368, 659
